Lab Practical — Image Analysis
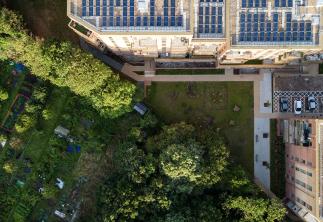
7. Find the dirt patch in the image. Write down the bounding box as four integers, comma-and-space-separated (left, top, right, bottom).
274, 75, 323, 91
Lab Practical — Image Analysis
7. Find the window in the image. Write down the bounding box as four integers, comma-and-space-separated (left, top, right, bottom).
296, 197, 300, 203
307, 172, 312, 177
307, 204, 313, 211
307, 161, 312, 167
291, 176, 294, 181
302, 159, 306, 164
307, 185, 312, 191
286, 154, 289, 158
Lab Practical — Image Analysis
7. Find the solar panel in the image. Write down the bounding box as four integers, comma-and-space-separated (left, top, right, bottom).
164, 16, 168, 26
218, 25, 222, 33
286, 32, 291, 41
136, 16, 141, 26
177, 16, 182, 26
205, 25, 209, 33
247, 22, 251, 32
171, 7, 175, 16
253, 14, 258, 23
211, 7, 216, 15
246, 32, 251, 41
273, 13, 278, 23
287, 0, 292, 6
218, 7, 222, 16
299, 32, 304, 41
143, 16, 148, 26
211, 25, 216, 33
292, 32, 297, 41
116, 17, 121, 26
157, 16, 162, 26
299, 22, 304, 31
242, 0, 247, 7
199, 7, 203, 16
261, 0, 266, 7
130, 17, 134, 26
171, 16, 175, 26
305, 32, 311, 41
252, 33, 258, 41
82, 7, 87, 16
164, 8, 168, 16
281, 0, 286, 6
103, 1, 107, 16
247, 13, 252, 22
248, 0, 253, 7
279, 32, 284, 41
102, 17, 107, 26
199, 25, 203, 33
265, 32, 271, 41
218, 16, 222, 25
109, 16, 114, 26
212, 16, 216, 25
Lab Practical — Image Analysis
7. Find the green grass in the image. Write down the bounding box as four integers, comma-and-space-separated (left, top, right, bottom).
156, 69, 225, 75
244, 59, 263, 65
147, 82, 254, 174
270, 119, 285, 198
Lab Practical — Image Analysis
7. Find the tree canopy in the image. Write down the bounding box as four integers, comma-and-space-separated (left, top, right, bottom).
97, 122, 287, 222
0, 7, 135, 118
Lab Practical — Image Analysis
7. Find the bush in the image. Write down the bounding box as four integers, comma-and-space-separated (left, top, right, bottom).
0, 88, 8, 101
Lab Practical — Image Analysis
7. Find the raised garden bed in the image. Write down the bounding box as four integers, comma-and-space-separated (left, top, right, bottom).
1, 94, 30, 132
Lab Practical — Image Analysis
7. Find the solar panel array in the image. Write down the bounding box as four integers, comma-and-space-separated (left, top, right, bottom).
81, 0, 184, 28
239, 12, 312, 42
198, 3, 224, 34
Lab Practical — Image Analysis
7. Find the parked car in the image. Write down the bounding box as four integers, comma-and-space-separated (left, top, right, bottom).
307, 96, 316, 112
294, 99, 302, 115
280, 97, 288, 112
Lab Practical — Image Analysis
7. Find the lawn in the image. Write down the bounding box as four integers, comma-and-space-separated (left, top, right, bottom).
156, 69, 225, 75
5, 0, 78, 43
147, 82, 254, 174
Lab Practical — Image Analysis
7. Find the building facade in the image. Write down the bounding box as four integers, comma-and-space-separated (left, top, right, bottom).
283, 118, 323, 222
67, 0, 323, 64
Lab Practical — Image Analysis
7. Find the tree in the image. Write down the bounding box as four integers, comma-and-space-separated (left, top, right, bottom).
0, 8, 136, 118
160, 143, 203, 183
0, 88, 8, 101
114, 142, 156, 184
42, 183, 58, 199
224, 196, 286, 222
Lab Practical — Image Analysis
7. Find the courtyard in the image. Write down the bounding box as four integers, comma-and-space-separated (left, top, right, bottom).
147, 82, 254, 174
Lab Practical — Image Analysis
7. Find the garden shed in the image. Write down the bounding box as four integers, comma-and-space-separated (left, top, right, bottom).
133, 103, 148, 116
54, 125, 70, 138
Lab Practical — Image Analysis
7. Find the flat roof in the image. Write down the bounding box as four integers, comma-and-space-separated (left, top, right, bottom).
68, 0, 322, 45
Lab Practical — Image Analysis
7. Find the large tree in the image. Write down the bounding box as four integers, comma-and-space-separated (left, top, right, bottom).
0, 7, 135, 118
